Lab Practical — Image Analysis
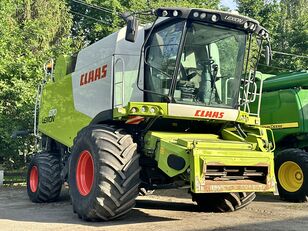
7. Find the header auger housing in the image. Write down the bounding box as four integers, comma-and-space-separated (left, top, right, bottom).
27, 7, 275, 221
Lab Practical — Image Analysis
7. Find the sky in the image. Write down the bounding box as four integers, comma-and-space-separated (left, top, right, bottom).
220, 0, 237, 10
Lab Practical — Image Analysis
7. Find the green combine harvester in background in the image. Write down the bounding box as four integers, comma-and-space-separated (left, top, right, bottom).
259, 71, 308, 202
26, 7, 276, 221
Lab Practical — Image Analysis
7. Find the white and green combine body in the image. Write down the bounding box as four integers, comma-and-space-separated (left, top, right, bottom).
27, 7, 276, 221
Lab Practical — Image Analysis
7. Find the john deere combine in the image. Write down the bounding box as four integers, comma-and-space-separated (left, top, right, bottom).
27, 7, 275, 221
259, 71, 308, 202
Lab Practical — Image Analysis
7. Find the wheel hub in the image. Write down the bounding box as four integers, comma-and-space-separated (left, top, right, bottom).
30, 166, 38, 193
295, 171, 303, 181
76, 150, 94, 196
278, 161, 304, 192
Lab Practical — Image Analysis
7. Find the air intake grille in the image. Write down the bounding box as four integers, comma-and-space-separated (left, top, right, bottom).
205, 166, 268, 183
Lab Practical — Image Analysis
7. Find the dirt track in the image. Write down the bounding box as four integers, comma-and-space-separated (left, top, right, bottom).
0, 186, 308, 231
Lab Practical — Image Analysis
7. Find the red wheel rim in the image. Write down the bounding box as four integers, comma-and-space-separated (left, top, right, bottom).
76, 150, 94, 196
30, 166, 38, 192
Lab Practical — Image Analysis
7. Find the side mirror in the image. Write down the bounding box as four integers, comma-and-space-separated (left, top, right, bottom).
122, 13, 138, 43
265, 45, 272, 66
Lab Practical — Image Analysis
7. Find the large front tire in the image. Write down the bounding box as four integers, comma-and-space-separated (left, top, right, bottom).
275, 148, 308, 202
69, 125, 141, 221
27, 152, 62, 202
192, 192, 256, 212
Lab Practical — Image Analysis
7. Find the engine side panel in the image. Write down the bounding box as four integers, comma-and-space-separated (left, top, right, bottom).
72, 27, 144, 117
72, 56, 113, 118
38, 27, 145, 147
39, 75, 92, 147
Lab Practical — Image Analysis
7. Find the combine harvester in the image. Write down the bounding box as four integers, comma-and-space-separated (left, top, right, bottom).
259, 71, 308, 202
27, 7, 276, 220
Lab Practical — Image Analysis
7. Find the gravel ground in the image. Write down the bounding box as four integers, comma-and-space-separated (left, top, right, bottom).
0, 186, 307, 231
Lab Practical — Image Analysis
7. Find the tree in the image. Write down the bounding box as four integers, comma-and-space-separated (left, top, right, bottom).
273, 0, 308, 70
0, 0, 74, 169
69, 0, 220, 44
236, 0, 308, 72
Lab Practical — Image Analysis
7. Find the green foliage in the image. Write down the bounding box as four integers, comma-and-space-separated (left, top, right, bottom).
69, 0, 220, 44
147, 0, 219, 9
236, 0, 308, 72
273, 0, 308, 70
0, 0, 74, 169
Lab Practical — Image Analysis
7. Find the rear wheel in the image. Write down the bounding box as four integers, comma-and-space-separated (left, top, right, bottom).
69, 125, 141, 221
27, 152, 62, 202
192, 192, 256, 212
275, 148, 308, 202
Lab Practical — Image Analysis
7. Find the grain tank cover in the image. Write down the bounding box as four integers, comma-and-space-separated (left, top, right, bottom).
262, 71, 308, 92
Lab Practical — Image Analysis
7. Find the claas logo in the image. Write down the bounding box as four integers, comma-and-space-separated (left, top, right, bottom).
80, 65, 107, 86
194, 110, 224, 119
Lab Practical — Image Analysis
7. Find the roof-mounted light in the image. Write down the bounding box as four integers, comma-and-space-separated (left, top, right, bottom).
211, 14, 218, 22
260, 30, 266, 36
243, 21, 258, 32
155, 8, 183, 18
173, 10, 178, 17
193, 12, 199, 18
154, 8, 265, 37
200, 13, 206, 19
250, 23, 256, 31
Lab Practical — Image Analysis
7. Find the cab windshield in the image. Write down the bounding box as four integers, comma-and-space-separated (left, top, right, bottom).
145, 21, 246, 108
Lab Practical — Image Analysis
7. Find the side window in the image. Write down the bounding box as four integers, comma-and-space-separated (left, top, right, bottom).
216, 36, 238, 78
145, 21, 184, 99
216, 35, 245, 105
146, 21, 184, 77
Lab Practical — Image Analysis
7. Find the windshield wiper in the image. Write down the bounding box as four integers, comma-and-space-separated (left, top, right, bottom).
208, 63, 222, 105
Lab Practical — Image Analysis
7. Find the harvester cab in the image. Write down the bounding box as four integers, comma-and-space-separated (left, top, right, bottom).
121, 8, 272, 121
27, 7, 276, 221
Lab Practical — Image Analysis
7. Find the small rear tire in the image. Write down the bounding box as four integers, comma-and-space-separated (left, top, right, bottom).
27, 152, 62, 202
192, 192, 256, 212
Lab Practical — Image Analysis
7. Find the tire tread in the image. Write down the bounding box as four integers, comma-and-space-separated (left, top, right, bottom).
70, 125, 140, 221
192, 192, 256, 212
27, 152, 62, 203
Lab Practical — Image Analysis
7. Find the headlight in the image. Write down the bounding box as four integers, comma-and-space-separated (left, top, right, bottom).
141, 106, 147, 113
131, 107, 138, 113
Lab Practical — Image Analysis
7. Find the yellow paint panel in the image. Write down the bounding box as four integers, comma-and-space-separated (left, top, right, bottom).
262, 122, 299, 129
